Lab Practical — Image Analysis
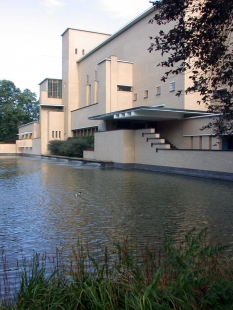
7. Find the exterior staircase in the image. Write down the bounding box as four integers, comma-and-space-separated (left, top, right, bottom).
142, 130, 177, 150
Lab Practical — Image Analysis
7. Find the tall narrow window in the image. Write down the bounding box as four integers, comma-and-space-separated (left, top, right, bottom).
133, 93, 137, 101
156, 86, 161, 95
144, 90, 148, 98
169, 81, 175, 92
52, 131, 54, 138
75, 48, 77, 54
82, 49, 85, 55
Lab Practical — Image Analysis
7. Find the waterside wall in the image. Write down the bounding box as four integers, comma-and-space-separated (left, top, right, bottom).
83, 129, 233, 181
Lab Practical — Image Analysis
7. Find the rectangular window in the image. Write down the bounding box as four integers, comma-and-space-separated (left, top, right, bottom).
156, 86, 161, 95
82, 49, 85, 55
75, 48, 77, 54
56, 131, 58, 138
133, 93, 137, 101
59, 131, 61, 139
117, 85, 132, 92
48, 79, 62, 98
169, 81, 175, 92
56, 107, 63, 112
214, 88, 228, 99
52, 131, 54, 138
86, 74, 89, 84
144, 90, 148, 98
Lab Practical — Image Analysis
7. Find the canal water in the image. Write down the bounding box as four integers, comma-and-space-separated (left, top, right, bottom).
0, 155, 233, 263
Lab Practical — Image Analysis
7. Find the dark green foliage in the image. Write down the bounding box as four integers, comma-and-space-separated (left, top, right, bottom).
47, 140, 64, 155
202, 278, 233, 309
47, 136, 94, 158
149, 0, 233, 136
17, 89, 39, 124
0, 80, 39, 142
1, 228, 233, 309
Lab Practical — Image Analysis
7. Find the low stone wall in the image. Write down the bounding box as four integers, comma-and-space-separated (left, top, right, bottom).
86, 130, 135, 163
0, 143, 17, 154
151, 149, 233, 174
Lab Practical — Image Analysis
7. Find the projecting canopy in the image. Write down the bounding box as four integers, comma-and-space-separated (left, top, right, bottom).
88, 105, 214, 122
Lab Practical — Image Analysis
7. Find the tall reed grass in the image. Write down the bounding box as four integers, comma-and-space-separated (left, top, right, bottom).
1, 228, 233, 309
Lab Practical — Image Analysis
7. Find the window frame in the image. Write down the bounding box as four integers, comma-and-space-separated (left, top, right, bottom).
48, 79, 62, 98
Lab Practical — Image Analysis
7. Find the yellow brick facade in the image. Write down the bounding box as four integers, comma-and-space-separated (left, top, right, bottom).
14, 7, 233, 179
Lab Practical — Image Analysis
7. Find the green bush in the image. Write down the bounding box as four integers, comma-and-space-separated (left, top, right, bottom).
47, 136, 94, 158
47, 140, 63, 155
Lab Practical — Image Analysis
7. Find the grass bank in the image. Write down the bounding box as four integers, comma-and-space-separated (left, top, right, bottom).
1, 228, 233, 309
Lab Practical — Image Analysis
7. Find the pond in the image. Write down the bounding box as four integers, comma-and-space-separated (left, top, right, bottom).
0, 155, 233, 263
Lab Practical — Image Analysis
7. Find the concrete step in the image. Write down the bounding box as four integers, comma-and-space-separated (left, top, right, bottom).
162, 138, 178, 150
142, 133, 160, 138
151, 143, 171, 149
147, 138, 165, 143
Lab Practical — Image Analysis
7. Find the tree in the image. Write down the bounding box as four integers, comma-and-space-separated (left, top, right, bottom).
0, 80, 39, 142
149, 0, 233, 136
18, 89, 39, 124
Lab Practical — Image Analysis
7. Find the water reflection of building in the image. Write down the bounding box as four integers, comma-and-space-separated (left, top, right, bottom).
16, 7, 233, 179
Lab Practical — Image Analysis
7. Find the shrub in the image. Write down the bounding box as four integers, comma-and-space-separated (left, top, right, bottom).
47, 136, 94, 158
47, 140, 63, 155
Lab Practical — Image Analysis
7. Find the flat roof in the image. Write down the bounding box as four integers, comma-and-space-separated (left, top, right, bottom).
39, 78, 62, 85
18, 121, 39, 129
40, 104, 64, 107
61, 28, 111, 37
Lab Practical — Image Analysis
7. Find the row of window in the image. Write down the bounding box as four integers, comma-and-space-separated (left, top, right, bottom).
133, 82, 176, 101
85, 81, 176, 105
116, 82, 175, 95
75, 48, 85, 55
52, 131, 61, 139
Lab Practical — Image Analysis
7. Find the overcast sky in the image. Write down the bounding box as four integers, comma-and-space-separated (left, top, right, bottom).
0, 0, 151, 98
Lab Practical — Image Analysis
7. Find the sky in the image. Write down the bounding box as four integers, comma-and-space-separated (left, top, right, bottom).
0, 0, 151, 99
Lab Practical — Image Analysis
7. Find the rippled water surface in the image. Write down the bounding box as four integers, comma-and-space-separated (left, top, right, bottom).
1, 156, 233, 262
